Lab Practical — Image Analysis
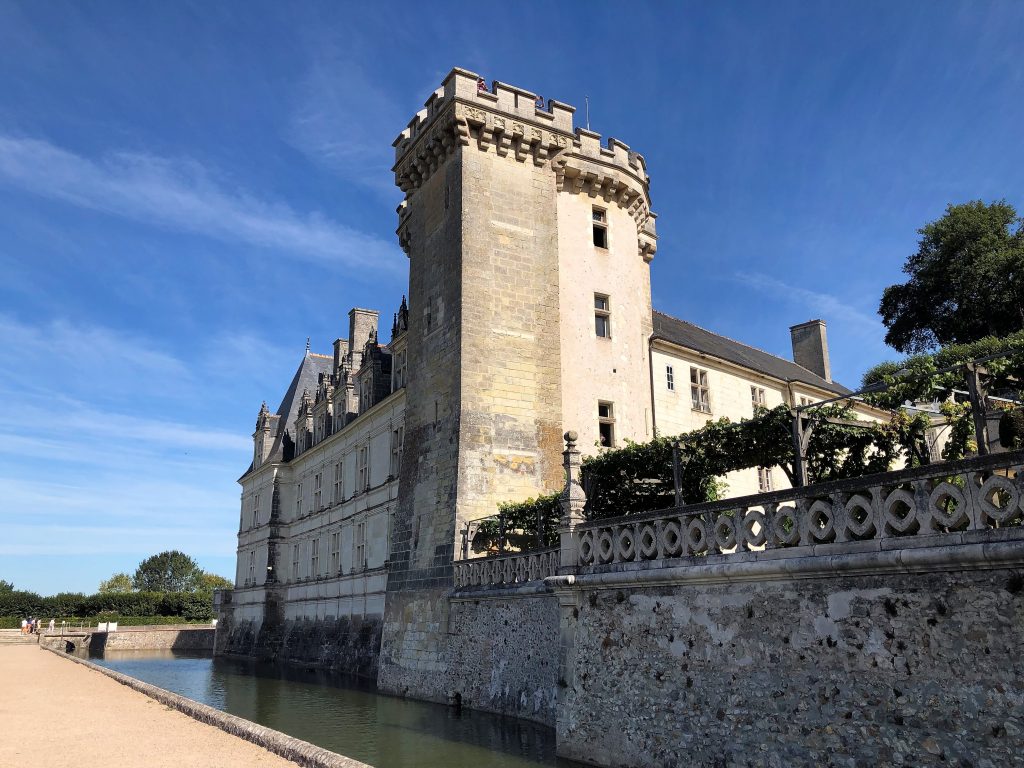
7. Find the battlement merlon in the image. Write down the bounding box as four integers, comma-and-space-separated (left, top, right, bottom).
392, 67, 657, 259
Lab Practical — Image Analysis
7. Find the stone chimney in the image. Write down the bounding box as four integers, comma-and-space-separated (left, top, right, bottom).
790, 320, 831, 382
333, 338, 348, 376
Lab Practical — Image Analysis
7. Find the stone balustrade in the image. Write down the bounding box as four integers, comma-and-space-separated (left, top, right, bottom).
575, 449, 1024, 568
453, 547, 559, 588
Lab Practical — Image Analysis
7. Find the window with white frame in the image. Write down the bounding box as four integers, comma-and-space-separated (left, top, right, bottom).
594, 294, 611, 338
295, 483, 303, 518
390, 426, 404, 478
598, 401, 615, 447
333, 461, 344, 503
799, 396, 813, 407
666, 365, 675, 391
354, 521, 366, 571
247, 550, 255, 585
310, 537, 320, 578
313, 472, 322, 510
758, 466, 774, 493
394, 349, 408, 390
329, 531, 340, 575
291, 544, 300, 581
690, 367, 711, 413
592, 207, 608, 248
357, 445, 369, 491
751, 386, 766, 410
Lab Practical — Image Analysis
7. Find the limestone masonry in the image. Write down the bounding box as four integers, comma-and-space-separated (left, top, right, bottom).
217, 68, 1024, 766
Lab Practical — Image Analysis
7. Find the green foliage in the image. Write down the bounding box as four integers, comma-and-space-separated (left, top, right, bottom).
999, 408, 1024, 449
860, 331, 1024, 459
0, 588, 214, 621
475, 494, 561, 552
133, 550, 203, 593
0, 579, 13, 593
879, 200, 1024, 353
0, 615, 212, 629
98, 572, 134, 594
198, 572, 234, 593
493, 404, 930, 531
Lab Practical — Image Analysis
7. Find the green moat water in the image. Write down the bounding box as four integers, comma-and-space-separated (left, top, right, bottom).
89, 650, 580, 768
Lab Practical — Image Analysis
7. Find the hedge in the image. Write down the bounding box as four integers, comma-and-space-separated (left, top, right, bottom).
0, 589, 215, 622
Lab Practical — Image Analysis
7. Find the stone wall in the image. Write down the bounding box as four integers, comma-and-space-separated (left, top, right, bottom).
378, 587, 560, 725
217, 614, 381, 679
39, 627, 215, 653
556, 562, 1024, 767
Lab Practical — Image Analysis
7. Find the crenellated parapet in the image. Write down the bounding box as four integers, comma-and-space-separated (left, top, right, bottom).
393, 67, 657, 261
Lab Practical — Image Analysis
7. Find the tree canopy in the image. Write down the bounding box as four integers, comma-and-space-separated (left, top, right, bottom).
132, 550, 203, 593
199, 572, 233, 592
0, 580, 13, 593
879, 200, 1024, 353
98, 572, 134, 594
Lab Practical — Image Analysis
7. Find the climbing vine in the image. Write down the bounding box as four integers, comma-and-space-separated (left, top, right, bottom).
486, 404, 932, 545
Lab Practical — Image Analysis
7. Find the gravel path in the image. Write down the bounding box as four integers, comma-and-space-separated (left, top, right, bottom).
0, 645, 301, 767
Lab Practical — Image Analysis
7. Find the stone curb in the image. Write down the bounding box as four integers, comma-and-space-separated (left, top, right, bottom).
43, 647, 372, 768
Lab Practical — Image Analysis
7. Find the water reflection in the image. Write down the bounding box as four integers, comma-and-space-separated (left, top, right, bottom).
89, 651, 580, 768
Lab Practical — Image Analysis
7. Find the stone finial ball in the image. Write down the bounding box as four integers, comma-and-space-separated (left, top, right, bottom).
564, 431, 578, 442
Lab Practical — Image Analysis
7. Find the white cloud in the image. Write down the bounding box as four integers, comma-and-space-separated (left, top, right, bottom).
286, 58, 403, 196
0, 134, 403, 272
732, 271, 882, 335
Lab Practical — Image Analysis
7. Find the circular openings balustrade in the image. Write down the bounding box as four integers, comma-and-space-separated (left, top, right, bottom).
883, 488, 919, 536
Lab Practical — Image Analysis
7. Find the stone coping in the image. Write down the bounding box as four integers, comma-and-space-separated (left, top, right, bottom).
453, 529, 1024, 597
44, 647, 372, 768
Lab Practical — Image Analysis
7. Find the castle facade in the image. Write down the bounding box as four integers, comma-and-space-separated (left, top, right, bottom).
219, 69, 860, 677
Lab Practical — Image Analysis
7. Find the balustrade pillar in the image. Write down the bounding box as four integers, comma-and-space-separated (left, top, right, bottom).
558, 431, 587, 572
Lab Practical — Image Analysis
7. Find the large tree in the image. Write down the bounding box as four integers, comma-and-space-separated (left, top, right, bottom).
132, 551, 203, 593
98, 572, 134, 593
879, 200, 1024, 353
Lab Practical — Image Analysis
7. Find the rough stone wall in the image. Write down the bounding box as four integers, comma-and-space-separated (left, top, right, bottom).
39, 627, 215, 653
218, 615, 382, 679
446, 593, 560, 725
559, 568, 1024, 768
378, 590, 560, 725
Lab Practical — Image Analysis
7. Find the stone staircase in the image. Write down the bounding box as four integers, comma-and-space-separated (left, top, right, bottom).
0, 629, 39, 645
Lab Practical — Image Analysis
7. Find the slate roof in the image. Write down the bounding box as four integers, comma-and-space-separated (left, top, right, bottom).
242, 351, 334, 478
651, 310, 851, 396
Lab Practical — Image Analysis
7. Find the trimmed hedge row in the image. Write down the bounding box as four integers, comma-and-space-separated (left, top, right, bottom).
0, 590, 214, 621
0, 615, 213, 629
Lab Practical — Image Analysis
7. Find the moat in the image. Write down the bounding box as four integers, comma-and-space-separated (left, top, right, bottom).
89, 650, 580, 768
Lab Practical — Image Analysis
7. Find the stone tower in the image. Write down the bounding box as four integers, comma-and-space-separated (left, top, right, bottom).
378, 68, 656, 697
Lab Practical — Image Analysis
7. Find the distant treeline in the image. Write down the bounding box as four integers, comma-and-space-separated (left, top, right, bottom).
0, 589, 214, 621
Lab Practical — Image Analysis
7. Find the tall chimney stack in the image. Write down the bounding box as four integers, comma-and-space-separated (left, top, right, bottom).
790, 319, 831, 382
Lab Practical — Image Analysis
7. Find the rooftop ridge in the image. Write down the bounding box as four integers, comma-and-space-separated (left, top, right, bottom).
652, 309, 844, 391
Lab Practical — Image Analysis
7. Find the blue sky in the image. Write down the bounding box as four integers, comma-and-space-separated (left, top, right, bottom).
1, 1, 1022, 595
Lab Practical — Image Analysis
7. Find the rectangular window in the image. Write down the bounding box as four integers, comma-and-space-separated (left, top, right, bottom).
592, 207, 608, 248
247, 550, 255, 586
310, 537, 320, 578
354, 521, 366, 572
666, 365, 675, 391
295, 483, 303, 518
357, 446, 369, 491
291, 544, 300, 581
799, 396, 813, 407
751, 386, 766, 410
758, 467, 774, 493
313, 472, 322, 510
333, 461, 343, 503
330, 531, 340, 575
594, 294, 611, 338
690, 367, 711, 413
598, 401, 615, 447
390, 426, 404, 478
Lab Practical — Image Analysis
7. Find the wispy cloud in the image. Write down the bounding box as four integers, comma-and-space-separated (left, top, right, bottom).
732, 271, 882, 335
0, 134, 402, 272
286, 58, 402, 195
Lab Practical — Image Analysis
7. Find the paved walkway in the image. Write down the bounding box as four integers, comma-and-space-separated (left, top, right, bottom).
0, 645, 300, 767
